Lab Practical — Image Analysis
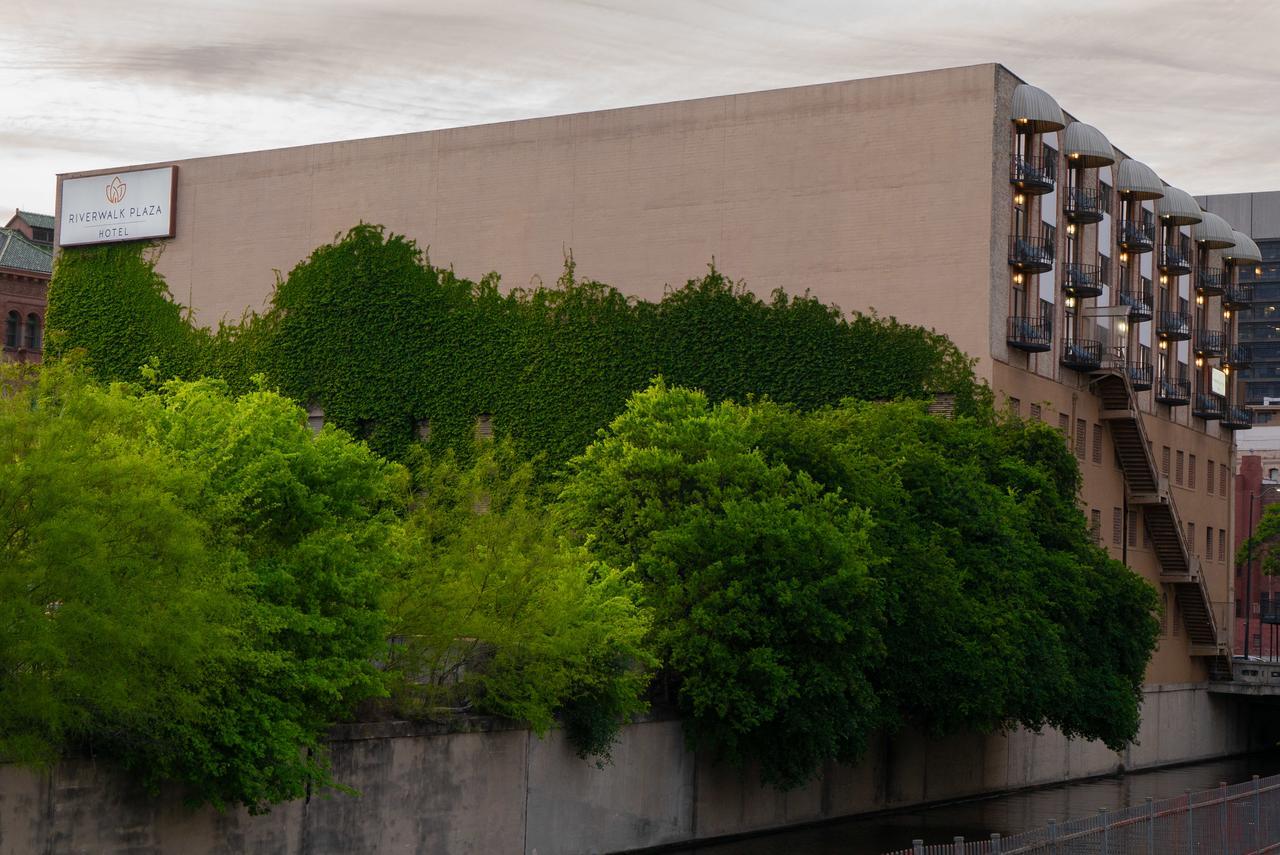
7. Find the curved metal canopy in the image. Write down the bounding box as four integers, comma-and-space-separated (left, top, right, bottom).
1062, 122, 1114, 167
1193, 212, 1237, 249
1115, 159, 1164, 199
1224, 230, 1261, 264
1010, 83, 1065, 133
1155, 186, 1203, 225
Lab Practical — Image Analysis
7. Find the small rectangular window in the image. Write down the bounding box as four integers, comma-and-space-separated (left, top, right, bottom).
1208, 459, 1215, 495
1029, 402, 1042, 422
1219, 528, 1227, 562
476, 413, 494, 440
306, 404, 325, 435
1008, 396, 1020, 417
1189, 454, 1197, 489
1188, 522, 1196, 554
1091, 509, 1103, 544
1176, 450, 1184, 485
1221, 464, 1228, 498
1092, 424, 1103, 465
416, 418, 431, 441
1206, 526, 1213, 558
1113, 507, 1123, 545
1128, 510, 1139, 547
1076, 419, 1087, 459
1059, 412, 1070, 434
1161, 446, 1171, 477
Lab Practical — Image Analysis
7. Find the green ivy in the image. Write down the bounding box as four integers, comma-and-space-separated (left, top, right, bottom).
47, 225, 986, 471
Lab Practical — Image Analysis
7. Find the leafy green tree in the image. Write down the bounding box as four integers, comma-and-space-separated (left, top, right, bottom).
385, 443, 655, 761
556, 381, 885, 788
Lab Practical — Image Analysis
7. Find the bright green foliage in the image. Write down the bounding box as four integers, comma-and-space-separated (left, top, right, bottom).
384, 443, 655, 761
0, 362, 402, 812
1238, 504, 1280, 578
558, 382, 1160, 786
556, 382, 885, 788
46, 227, 984, 471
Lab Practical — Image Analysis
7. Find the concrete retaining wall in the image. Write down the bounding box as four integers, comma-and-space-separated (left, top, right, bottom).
0, 684, 1263, 855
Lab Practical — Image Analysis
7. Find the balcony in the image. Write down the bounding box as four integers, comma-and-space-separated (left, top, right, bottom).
1127, 360, 1154, 391
1009, 234, 1055, 273
1223, 344, 1252, 368
1222, 405, 1253, 431
1156, 310, 1192, 341
1223, 281, 1253, 309
1193, 392, 1225, 420
1061, 338, 1102, 372
1007, 316, 1052, 353
1064, 187, 1106, 224
1197, 267, 1227, 296
1116, 219, 1155, 253
1010, 154, 1057, 196
1156, 377, 1191, 406
1063, 262, 1104, 298
1117, 287, 1154, 322
1194, 328, 1225, 358
1158, 243, 1192, 276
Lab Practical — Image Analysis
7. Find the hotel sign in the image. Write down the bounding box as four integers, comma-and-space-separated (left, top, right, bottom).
1212, 367, 1228, 397
59, 166, 177, 247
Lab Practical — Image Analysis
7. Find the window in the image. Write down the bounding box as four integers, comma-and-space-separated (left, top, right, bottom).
3, 311, 17, 348
1099, 181, 1113, 214
1042, 222, 1057, 248
1059, 412, 1069, 434
1113, 507, 1123, 545
1161, 446, 1171, 477
1008, 396, 1020, 417
1271, 467, 1279, 481
1188, 522, 1196, 554
23, 314, 40, 350
1171, 595, 1180, 637
1091, 509, 1102, 544
415, 418, 431, 441
1076, 419, 1087, 459
1189, 454, 1197, 489
1100, 253, 1112, 285
1206, 526, 1213, 559
1029, 402, 1041, 422
476, 413, 494, 440
1221, 464, 1228, 497
1161, 592, 1170, 636
1092, 424, 1103, 465
1208, 459, 1215, 495
1128, 510, 1139, 547
1176, 450, 1184, 485
1219, 529, 1227, 562
306, 404, 324, 434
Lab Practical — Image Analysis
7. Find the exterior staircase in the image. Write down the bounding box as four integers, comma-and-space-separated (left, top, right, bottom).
1092, 368, 1228, 672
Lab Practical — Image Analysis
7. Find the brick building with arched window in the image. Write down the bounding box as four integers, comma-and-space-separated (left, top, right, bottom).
1, 210, 53, 363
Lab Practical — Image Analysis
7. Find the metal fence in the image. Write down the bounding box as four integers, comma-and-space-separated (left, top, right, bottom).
883, 773, 1280, 855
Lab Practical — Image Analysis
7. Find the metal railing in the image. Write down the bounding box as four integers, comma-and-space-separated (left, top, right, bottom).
885, 772, 1280, 855
1156, 377, 1191, 406
1063, 262, 1104, 297
1198, 267, 1227, 295
1064, 186, 1106, 222
1158, 243, 1192, 274
1061, 338, 1102, 371
1117, 219, 1155, 252
1194, 392, 1226, 420
1225, 281, 1254, 309
1011, 154, 1057, 193
1009, 235, 1056, 271
1007, 316, 1053, 352
1157, 311, 1192, 340
1117, 287, 1154, 321
1195, 328, 1226, 357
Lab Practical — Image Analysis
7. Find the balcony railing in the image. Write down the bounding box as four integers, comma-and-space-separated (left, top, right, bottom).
1158, 243, 1192, 275
1007, 316, 1052, 352
1156, 377, 1191, 406
1008, 234, 1055, 273
1064, 187, 1105, 224
1127, 360, 1154, 391
1193, 392, 1225, 420
1116, 219, 1155, 252
1063, 262, 1104, 298
1222, 405, 1253, 430
1010, 154, 1057, 195
1197, 267, 1227, 296
1194, 328, 1225, 357
1224, 344, 1252, 368
1224, 281, 1253, 309
1156, 310, 1192, 341
1116, 287, 1154, 322
1060, 338, 1102, 372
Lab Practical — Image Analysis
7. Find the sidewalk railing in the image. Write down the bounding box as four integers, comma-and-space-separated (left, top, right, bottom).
885, 773, 1280, 855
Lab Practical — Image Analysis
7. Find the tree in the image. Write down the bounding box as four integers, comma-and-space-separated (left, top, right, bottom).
556, 381, 885, 788
384, 443, 655, 761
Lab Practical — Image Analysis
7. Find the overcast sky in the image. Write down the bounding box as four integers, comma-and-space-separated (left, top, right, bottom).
3, 0, 1278, 217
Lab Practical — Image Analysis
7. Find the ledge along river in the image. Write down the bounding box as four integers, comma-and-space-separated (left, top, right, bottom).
668, 752, 1280, 855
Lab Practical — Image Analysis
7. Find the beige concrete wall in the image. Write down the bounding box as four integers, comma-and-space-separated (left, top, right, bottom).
56, 64, 1002, 375
0, 687, 1261, 855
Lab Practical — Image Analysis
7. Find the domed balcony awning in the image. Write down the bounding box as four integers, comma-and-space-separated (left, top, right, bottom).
1193, 212, 1236, 249
1155, 186, 1203, 225
1116, 159, 1164, 200
1224, 230, 1261, 264
1062, 122, 1114, 167
1011, 84, 1065, 133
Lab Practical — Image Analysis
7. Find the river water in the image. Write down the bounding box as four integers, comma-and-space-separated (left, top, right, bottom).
668, 753, 1280, 855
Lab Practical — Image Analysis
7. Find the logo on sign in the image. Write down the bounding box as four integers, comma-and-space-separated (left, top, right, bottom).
105, 176, 127, 204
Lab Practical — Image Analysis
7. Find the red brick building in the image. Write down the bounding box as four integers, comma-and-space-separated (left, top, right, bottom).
1, 210, 53, 362
1234, 449, 1280, 657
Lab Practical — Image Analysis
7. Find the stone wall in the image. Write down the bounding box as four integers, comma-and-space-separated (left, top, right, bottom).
0, 684, 1264, 855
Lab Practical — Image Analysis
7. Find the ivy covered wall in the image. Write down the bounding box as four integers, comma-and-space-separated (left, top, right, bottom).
47, 225, 984, 469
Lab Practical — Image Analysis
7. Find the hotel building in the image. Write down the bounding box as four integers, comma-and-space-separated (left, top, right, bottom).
55, 63, 1257, 761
